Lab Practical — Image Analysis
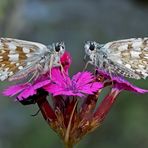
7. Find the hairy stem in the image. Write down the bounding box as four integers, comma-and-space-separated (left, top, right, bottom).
64, 100, 77, 147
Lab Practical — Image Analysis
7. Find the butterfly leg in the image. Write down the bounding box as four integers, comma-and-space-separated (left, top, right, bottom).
49, 54, 66, 79
27, 70, 39, 83
83, 60, 94, 71
48, 54, 55, 79
107, 66, 115, 86
26, 62, 44, 83
102, 60, 116, 86
60, 63, 67, 78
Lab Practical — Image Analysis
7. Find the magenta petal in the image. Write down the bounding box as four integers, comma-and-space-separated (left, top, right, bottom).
72, 72, 94, 86
17, 80, 51, 100
72, 72, 103, 95
45, 85, 79, 97
44, 84, 64, 94
33, 80, 51, 89
79, 82, 103, 94
113, 77, 148, 94
51, 68, 69, 85
52, 91, 84, 97
52, 91, 73, 96
3, 80, 51, 100
3, 83, 31, 97
17, 86, 36, 100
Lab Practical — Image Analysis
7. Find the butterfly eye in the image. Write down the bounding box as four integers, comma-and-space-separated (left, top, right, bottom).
89, 44, 95, 51
55, 45, 61, 52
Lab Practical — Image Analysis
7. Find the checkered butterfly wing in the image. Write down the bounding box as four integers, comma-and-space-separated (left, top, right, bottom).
103, 38, 148, 79
0, 38, 48, 81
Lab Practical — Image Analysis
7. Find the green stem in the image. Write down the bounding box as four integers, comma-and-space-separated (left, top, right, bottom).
65, 143, 73, 148
64, 100, 77, 148
64, 100, 77, 143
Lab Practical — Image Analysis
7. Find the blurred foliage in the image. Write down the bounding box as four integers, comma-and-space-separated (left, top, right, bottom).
0, 0, 9, 20
0, 0, 148, 148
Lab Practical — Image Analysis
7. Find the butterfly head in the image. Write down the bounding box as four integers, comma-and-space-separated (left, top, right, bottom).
48, 42, 65, 56
84, 41, 98, 56
53, 42, 65, 55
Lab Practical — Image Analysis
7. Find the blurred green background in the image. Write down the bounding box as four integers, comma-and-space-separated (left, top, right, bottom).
0, 0, 148, 148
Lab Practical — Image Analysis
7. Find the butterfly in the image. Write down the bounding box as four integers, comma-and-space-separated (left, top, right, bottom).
0, 38, 65, 81
84, 38, 148, 79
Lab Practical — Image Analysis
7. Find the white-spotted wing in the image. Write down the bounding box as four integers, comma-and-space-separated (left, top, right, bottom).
84, 38, 148, 79
0, 38, 65, 81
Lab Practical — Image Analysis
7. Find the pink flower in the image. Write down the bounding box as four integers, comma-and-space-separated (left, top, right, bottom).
44, 69, 103, 97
